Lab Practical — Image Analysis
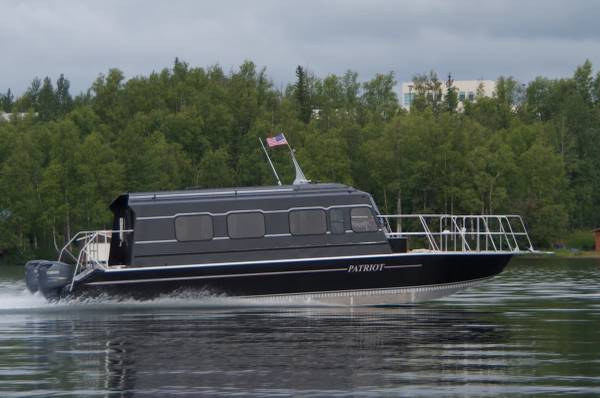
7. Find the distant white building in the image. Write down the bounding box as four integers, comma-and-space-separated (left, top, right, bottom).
401, 80, 496, 110
0, 111, 36, 121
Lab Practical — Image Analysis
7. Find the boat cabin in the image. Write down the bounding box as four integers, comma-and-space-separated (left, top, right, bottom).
108, 183, 392, 267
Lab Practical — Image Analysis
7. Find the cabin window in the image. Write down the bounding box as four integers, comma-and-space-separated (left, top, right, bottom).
175, 215, 213, 241
289, 209, 327, 235
227, 212, 265, 239
330, 208, 345, 234
351, 207, 378, 233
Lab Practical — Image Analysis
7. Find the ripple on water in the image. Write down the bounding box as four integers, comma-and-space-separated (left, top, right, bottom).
0, 259, 599, 397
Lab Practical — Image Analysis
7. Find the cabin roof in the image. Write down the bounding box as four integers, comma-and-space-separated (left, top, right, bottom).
110, 183, 363, 211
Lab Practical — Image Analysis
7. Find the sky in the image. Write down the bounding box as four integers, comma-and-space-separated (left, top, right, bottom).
2, 0, 600, 95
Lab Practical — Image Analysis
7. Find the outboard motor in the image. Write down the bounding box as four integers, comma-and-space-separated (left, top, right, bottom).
25, 260, 51, 294
25, 260, 74, 300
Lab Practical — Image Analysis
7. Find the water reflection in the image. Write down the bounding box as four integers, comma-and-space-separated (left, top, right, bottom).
1, 258, 600, 397
14, 306, 509, 397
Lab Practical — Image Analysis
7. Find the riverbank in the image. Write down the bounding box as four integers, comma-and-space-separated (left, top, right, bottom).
529, 249, 600, 259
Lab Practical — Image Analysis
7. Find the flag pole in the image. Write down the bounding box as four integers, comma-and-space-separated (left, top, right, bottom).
259, 137, 282, 186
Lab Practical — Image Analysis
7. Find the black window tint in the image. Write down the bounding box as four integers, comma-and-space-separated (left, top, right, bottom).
175, 215, 213, 241
289, 209, 327, 235
351, 208, 378, 232
330, 208, 345, 234
227, 212, 265, 239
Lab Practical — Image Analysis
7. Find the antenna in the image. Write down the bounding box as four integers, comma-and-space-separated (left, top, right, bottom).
258, 137, 282, 186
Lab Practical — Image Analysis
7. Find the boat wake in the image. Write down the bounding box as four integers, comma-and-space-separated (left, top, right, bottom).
0, 281, 49, 311
0, 280, 333, 314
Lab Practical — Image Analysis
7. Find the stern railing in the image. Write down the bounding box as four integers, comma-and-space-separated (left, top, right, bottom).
58, 229, 133, 291
378, 214, 534, 253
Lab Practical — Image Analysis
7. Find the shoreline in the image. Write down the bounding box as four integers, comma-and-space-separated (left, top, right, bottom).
525, 250, 600, 259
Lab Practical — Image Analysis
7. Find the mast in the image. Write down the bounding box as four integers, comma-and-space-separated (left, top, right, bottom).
259, 137, 282, 186
285, 138, 309, 185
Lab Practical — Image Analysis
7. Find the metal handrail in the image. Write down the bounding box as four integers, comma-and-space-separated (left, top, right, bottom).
65, 229, 134, 291
378, 214, 534, 253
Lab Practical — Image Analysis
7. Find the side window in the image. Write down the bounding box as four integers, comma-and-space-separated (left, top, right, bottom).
175, 215, 213, 241
330, 208, 345, 234
227, 212, 265, 239
289, 209, 327, 236
351, 207, 378, 233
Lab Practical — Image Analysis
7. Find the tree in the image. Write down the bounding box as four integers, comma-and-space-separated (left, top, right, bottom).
74, 132, 124, 228
39, 119, 82, 241
298, 128, 352, 184
573, 59, 593, 105
38, 77, 58, 121
0, 131, 43, 254
361, 72, 398, 122
196, 148, 234, 188
55, 74, 73, 117
410, 71, 443, 114
0, 89, 14, 112
593, 70, 600, 103
14, 77, 41, 111
341, 70, 360, 113
294, 65, 311, 124
444, 74, 458, 113
2, 59, 600, 258
91, 68, 125, 127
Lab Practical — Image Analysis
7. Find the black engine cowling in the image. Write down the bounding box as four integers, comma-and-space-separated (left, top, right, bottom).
25, 260, 74, 300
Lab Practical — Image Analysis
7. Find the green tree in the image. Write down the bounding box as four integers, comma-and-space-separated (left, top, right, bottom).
294, 65, 312, 124
0, 89, 14, 112
196, 148, 234, 188
55, 74, 74, 117
444, 74, 458, 113
573, 59, 593, 105
38, 77, 58, 121
74, 132, 125, 228
361, 72, 398, 122
14, 77, 41, 112
0, 130, 44, 255
91, 68, 125, 127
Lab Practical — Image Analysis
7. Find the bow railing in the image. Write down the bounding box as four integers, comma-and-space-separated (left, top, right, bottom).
378, 214, 534, 253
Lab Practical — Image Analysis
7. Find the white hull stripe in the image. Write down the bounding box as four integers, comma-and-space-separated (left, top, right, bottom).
85, 267, 349, 286
84, 264, 423, 286
101, 251, 512, 273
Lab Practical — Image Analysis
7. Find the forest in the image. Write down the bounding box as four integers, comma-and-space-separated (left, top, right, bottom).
1, 59, 599, 260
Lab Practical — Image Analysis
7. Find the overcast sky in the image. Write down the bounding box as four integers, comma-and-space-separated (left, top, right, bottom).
2, 0, 600, 95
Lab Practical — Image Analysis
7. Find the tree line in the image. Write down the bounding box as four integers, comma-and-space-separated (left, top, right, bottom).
1, 59, 599, 259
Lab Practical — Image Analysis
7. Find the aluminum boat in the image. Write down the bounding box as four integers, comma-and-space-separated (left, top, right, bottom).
24, 139, 535, 305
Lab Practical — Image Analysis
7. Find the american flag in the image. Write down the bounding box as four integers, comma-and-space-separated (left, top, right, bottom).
266, 133, 288, 148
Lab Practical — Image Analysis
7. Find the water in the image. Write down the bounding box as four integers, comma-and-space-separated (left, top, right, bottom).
0, 258, 599, 397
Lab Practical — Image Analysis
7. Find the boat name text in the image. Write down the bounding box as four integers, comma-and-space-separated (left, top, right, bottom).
348, 263, 385, 273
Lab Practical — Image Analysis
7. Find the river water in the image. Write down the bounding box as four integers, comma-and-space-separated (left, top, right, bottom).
0, 257, 599, 397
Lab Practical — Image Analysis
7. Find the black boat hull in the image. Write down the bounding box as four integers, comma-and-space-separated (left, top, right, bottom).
62, 252, 512, 305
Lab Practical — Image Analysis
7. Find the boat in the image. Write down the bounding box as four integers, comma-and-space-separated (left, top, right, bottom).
24, 138, 536, 305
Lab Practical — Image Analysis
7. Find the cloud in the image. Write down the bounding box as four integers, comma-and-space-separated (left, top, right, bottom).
1, 0, 600, 95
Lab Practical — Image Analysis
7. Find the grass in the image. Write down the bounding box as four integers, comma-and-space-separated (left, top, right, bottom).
551, 248, 600, 258
563, 229, 596, 251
